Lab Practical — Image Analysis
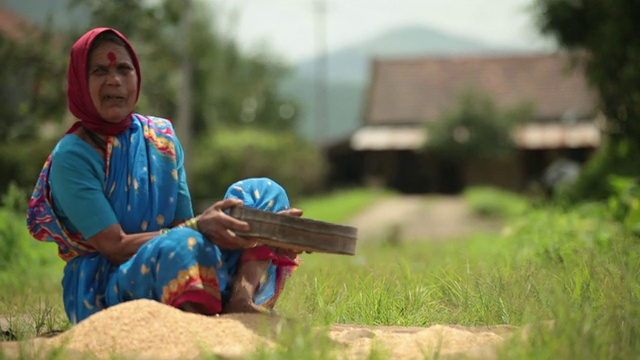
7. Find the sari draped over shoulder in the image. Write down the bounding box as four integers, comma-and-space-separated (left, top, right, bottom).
27, 115, 297, 323
27, 114, 178, 260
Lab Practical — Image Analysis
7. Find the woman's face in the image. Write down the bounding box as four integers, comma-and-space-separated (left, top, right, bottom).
87, 41, 137, 124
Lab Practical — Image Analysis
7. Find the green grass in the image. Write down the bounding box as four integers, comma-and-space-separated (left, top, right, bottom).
273, 198, 640, 359
2, 187, 639, 359
0, 207, 67, 341
297, 187, 394, 223
463, 186, 530, 219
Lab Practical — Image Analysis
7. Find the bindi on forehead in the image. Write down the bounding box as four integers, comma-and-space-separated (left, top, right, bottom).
107, 51, 117, 67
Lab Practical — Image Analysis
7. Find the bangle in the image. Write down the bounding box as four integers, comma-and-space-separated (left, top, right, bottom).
160, 228, 170, 235
184, 217, 199, 232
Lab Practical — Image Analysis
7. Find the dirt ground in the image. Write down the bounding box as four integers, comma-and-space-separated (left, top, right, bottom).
347, 195, 503, 242
1, 195, 520, 359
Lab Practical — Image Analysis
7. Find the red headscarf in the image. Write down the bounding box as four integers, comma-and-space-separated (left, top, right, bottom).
67, 27, 141, 136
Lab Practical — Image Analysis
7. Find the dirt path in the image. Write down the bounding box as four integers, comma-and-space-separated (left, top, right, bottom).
347, 195, 503, 242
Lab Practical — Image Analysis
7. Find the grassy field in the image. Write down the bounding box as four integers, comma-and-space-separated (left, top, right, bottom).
295, 187, 394, 223
1, 187, 639, 359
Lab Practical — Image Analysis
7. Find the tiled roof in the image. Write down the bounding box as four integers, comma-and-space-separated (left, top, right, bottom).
364, 53, 597, 125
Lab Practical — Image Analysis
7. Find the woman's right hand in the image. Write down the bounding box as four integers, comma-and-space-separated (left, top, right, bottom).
196, 199, 253, 249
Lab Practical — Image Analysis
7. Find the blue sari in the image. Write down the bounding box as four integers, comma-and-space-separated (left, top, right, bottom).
27, 115, 297, 323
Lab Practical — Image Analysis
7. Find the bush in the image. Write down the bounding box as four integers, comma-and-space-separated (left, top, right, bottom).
0, 138, 57, 197
561, 138, 640, 201
606, 175, 640, 235
463, 186, 530, 219
424, 91, 532, 160
190, 127, 327, 207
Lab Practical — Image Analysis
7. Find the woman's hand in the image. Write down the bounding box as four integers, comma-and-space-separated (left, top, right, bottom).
275, 208, 309, 257
278, 208, 303, 218
196, 199, 254, 249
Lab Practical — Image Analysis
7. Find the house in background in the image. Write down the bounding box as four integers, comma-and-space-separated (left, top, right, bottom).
327, 53, 601, 194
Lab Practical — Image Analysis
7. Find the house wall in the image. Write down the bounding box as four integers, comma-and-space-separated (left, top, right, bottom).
464, 156, 523, 192
325, 143, 365, 188
326, 145, 597, 194
359, 150, 462, 194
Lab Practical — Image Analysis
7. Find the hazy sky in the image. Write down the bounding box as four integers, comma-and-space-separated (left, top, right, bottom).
209, 0, 551, 62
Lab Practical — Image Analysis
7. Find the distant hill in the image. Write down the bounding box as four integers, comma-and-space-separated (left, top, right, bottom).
279, 76, 366, 145
281, 25, 531, 144
295, 25, 515, 83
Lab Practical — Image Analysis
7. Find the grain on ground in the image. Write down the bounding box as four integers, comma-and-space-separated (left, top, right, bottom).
45, 299, 279, 359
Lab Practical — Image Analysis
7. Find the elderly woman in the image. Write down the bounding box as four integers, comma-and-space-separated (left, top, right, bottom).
27, 27, 300, 324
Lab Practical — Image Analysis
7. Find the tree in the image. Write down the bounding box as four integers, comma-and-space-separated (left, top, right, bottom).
424, 91, 531, 160
0, 22, 68, 141
535, 0, 640, 198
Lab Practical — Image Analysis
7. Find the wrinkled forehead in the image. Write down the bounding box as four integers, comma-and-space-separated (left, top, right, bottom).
88, 42, 133, 66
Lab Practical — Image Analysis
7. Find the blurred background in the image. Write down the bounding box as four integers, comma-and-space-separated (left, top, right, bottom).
1, 0, 638, 206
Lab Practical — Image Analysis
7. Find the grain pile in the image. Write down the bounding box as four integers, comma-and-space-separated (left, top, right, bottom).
45, 299, 279, 359
328, 324, 513, 360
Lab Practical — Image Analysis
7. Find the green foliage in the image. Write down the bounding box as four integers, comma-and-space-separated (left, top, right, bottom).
558, 137, 640, 200
190, 128, 327, 206
463, 186, 530, 219
1, 182, 28, 214
192, 35, 299, 133
535, 0, 640, 143
0, 139, 57, 199
424, 91, 532, 160
0, 184, 30, 274
0, 207, 24, 271
0, 193, 63, 283
607, 175, 640, 235
0, 26, 68, 141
